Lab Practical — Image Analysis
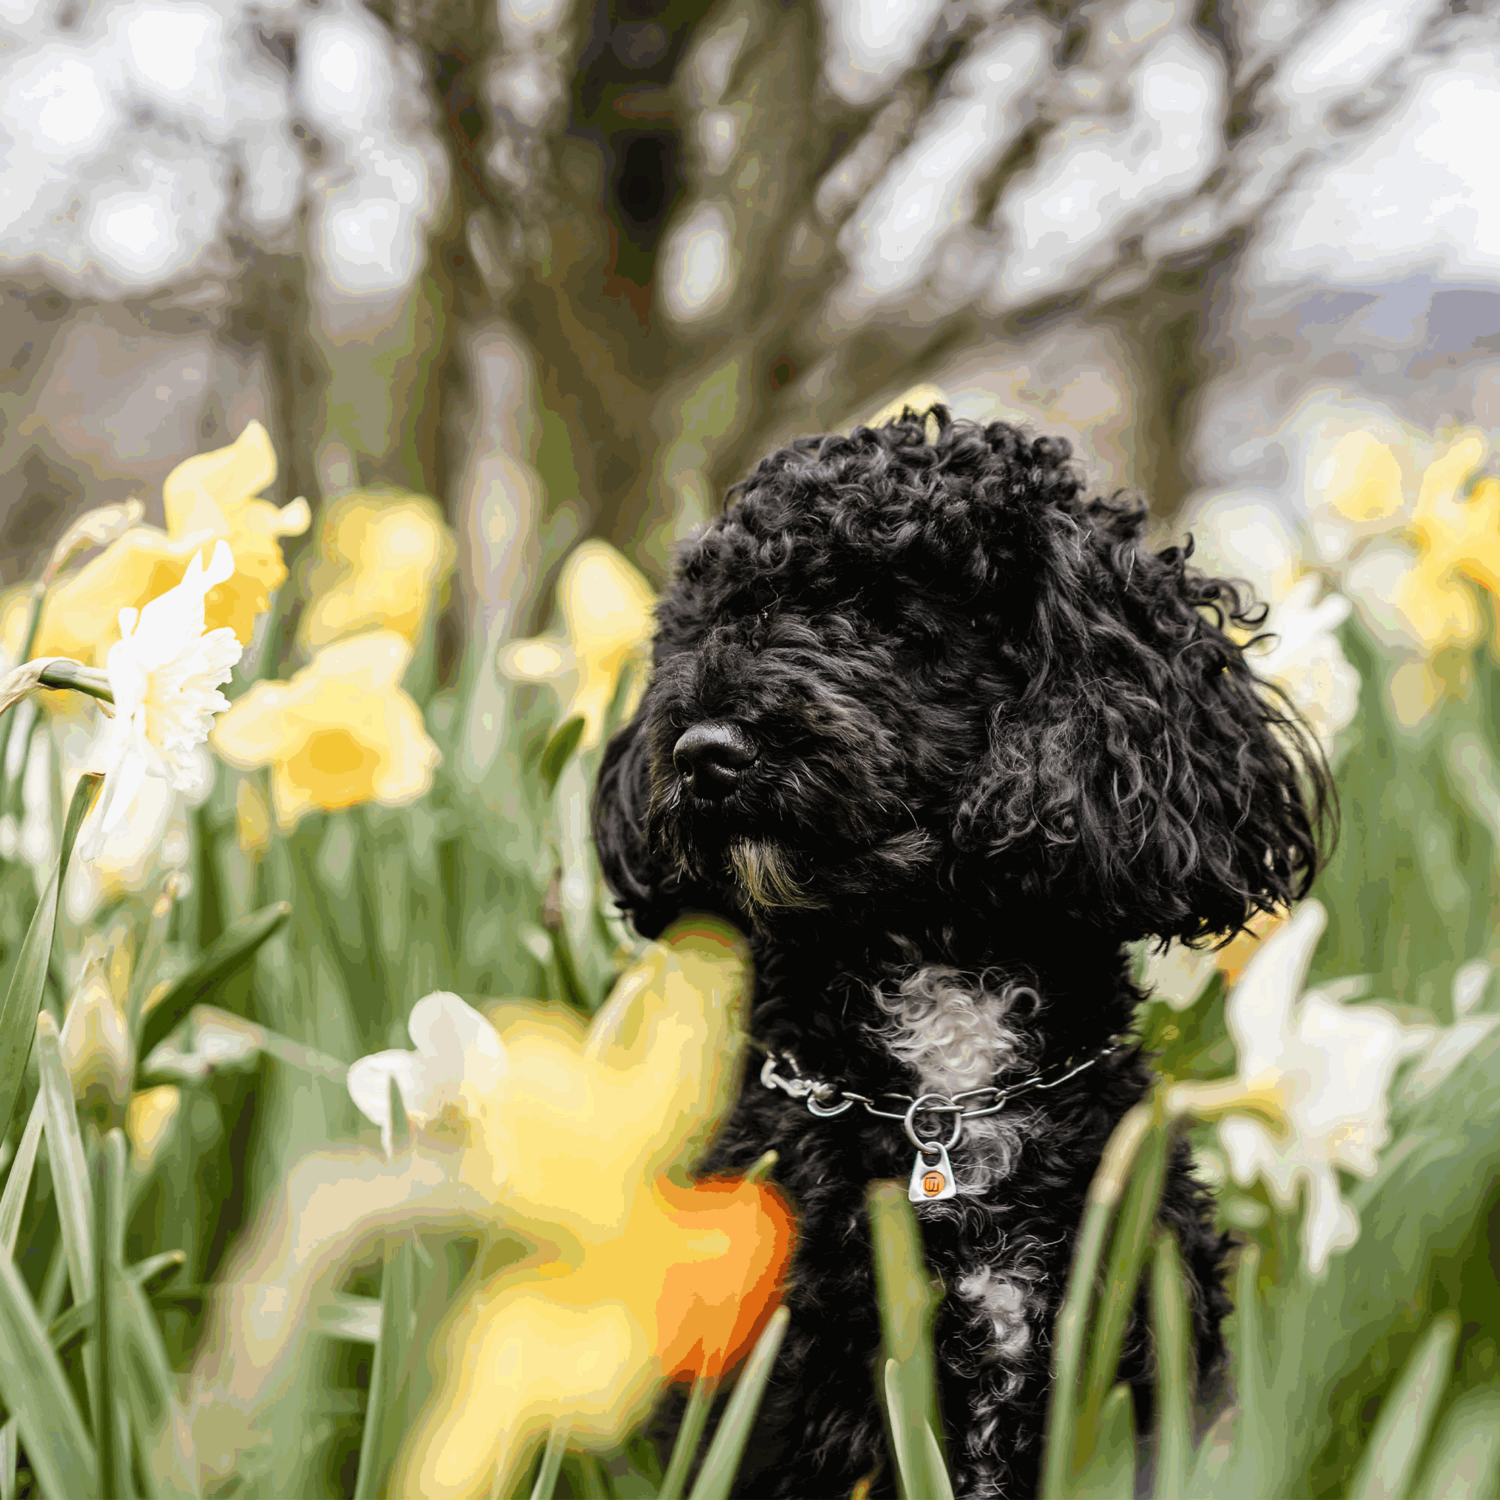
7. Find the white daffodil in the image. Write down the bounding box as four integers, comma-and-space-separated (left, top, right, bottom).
79, 541, 243, 861
1181, 491, 1304, 607
1171, 902, 1432, 1276
346, 992, 508, 1155
1249, 576, 1361, 758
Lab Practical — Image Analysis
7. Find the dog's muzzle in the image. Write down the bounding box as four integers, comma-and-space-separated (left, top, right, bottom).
673, 721, 757, 799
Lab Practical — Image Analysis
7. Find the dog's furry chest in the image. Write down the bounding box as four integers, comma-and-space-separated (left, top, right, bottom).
696, 955, 1148, 1500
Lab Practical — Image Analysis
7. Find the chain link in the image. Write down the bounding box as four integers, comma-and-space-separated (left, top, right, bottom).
758, 1039, 1124, 1127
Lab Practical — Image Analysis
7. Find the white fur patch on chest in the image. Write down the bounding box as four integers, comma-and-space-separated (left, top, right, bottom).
872, 965, 1042, 1199
873, 965, 1037, 1096
956, 1262, 1049, 1392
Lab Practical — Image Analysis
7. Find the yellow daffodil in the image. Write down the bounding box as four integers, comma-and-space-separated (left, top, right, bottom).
160, 420, 311, 643
299, 491, 456, 649
866, 382, 948, 438
1340, 432, 1496, 656
1319, 429, 1406, 526
1143, 906, 1287, 1012
60, 941, 133, 1118
1404, 431, 1500, 652
187, 922, 792, 1500
34, 528, 211, 668
32, 424, 308, 667
126, 1085, 182, 1169
499, 541, 656, 748
376, 921, 791, 1498
212, 630, 440, 829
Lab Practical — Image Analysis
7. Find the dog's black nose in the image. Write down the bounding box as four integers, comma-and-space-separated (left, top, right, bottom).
674, 722, 757, 798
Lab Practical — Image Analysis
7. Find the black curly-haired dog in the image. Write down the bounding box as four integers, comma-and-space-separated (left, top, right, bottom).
593, 409, 1330, 1499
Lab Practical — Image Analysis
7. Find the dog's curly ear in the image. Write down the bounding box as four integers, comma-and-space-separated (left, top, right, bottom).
592, 715, 686, 939
958, 492, 1334, 943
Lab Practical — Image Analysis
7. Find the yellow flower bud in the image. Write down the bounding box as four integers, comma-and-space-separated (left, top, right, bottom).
60, 952, 131, 1121
126, 1086, 182, 1169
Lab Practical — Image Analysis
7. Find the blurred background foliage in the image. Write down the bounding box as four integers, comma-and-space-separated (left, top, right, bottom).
2, 0, 1500, 1495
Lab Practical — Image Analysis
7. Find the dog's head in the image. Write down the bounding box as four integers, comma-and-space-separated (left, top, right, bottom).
594, 410, 1332, 946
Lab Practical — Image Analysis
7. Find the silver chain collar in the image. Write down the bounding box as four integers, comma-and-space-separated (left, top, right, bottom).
757, 1038, 1126, 1203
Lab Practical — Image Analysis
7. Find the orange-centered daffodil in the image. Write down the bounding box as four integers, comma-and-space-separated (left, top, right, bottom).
187, 921, 792, 1500
359, 921, 791, 1498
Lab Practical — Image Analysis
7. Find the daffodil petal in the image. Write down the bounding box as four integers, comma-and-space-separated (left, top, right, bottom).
309, 629, 413, 693
369, 693, 442, 807
37, 528, 205, 667
457, 921, 750, 1237
298, 493, 453, 649
268, 764, 321, 830
395, 1284, 654, 1500
1300, 1167, 1361, 1278
866, 382, 948, 432
274, 496, 312, 537
191, 1147, 491, 1413
347, 1051, 427, 1147
499, 639, 572, 681
212, 682, 307, 767
162, 421, 278, 539
1224, 901, 1326, 1078
129, 541, 234, 668
408, 992, 508, 1096
558, 542, 655, 652
84, 750, 148, 858
1415, 430, 1488, 517
1320, 431, 1404, 524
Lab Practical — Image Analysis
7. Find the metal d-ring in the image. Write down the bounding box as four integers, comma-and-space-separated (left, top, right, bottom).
903, 1093, 964, 1156
807, 1093, 856, 1116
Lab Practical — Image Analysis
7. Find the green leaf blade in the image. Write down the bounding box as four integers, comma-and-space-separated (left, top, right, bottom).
687, 1304, 790, 1500
1080, 1103, 1168, 1451
1348, 1313, 1458, 1500
94, 1130, 129, 1500
0, 772, 100, 1136
1407, 1383, 1500, 1500
658, 1375, 714, 1500
539, 716, 586, 797
137, 901, 292, 1060
0, 1253, 98, 1497
36, 1011, 94, 1306
1149, 1231, 1193, 1500
0, 1096, 45, 1259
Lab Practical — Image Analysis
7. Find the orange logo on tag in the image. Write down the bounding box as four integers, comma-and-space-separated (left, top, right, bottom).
922, 1172, 946, 1196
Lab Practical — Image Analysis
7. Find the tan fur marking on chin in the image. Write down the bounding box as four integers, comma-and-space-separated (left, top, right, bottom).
728, 839, 824, 910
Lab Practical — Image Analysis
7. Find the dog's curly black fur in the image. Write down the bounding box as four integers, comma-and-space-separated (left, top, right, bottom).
592, 410, 1332, 1499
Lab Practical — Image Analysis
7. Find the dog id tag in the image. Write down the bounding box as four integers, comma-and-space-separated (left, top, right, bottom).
908, 1143, 957, 1203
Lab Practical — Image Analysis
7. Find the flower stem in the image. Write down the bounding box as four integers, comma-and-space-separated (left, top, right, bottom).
35, 663, 114, 705
659, 1375, 715, 1500
525, 1420, 570, 1500
0, 586, 48, 815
